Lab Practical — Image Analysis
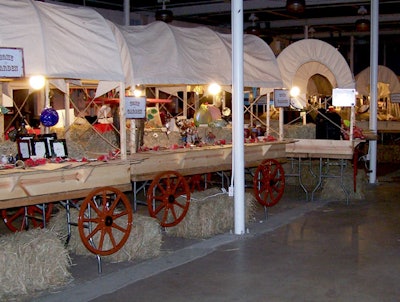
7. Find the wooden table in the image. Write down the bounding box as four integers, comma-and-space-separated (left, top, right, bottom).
285, 139, 364, 203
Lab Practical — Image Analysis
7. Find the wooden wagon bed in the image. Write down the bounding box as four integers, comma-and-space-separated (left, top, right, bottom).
0, 161, 131, 209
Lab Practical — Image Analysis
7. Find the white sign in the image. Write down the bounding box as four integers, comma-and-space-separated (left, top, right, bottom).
391, 93, 400, 103
0, 48, 24, 78
332, 88, 356, 107
273, 89, 290, 107
125, 96, 146, 119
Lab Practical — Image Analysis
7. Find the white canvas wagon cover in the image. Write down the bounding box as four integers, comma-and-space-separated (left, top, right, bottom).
0, 0, 125, 82
277, 39, 355, 107
113, 21, 283, 89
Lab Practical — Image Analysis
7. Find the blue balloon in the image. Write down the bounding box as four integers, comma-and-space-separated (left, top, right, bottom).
40, 107, 59, 127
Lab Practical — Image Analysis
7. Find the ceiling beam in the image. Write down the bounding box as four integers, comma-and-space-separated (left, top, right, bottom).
269, 13, 400, 28
287, 28, 400, 40
171, 0, 369, 16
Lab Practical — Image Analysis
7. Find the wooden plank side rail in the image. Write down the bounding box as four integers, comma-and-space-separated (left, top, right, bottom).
129, 141, 290, 181
285, 139, 364, 159
0, 184, 132, 210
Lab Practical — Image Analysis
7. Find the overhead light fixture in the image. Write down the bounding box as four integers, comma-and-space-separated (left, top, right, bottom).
133, 85, 145, 97
29, 75, 46, 90
290, 86, 300, 98
286, 0, 306, 13
207, 83, 221, 96
155, 0, 173, 23
355, 6, 370, 32
245, 13, 261, 37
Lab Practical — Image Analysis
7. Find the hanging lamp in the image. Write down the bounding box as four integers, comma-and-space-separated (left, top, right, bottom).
355, 6, 370, 32
155, 0, 173, 23
286, 0, 306, 13
245, 13, 261, 36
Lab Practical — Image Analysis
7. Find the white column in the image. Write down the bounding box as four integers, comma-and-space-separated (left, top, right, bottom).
369, 0, 379, 184
232, 0, 245, 235
64, 82, 70, 139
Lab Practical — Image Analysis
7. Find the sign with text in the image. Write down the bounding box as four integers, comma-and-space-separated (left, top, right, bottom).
391, 93, 400, 103
125, 96, 146, 118
273, 89, 290, 107
332, 88, 356, 107
0, 48, 24, 78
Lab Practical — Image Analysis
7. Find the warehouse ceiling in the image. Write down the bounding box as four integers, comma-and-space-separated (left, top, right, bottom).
50, 0, 400, 74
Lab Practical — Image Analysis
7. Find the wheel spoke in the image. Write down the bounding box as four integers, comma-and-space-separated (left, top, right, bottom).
156, 183, 167, 195
87, 198, 102, 216
85, 224, 102, 241
101, 191, 108, 209
170, 206, 179, 221
161, 206, 170, 223
112, 221, 129, 233
173, 199, 187, 210
82, 216, 101, 224
106, 228, 117, 248
153, 203, 166, 215
108, 193, 122, 212
170, 177, 182, 192
97, 228, 106, 251
113, 210, 129, 220
7, 208, 25, 223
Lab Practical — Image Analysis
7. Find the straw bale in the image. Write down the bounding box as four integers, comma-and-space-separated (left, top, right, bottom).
318, 161, 367, 201
49, 208, 162, 262
284, 124, 316, 139
0, 228, 72, 300
0, 140, 17, 156
142, 126, 232, 149
283, 159, 367, 201
282, 160, 320, 189
166, 187, 256, 239
52, 121, 118, 158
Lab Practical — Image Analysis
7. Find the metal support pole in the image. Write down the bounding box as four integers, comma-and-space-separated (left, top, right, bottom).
369, 0, 379, 184
232, 0, 245, 235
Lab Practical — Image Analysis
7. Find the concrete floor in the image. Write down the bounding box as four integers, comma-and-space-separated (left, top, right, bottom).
31, 168, 400, 302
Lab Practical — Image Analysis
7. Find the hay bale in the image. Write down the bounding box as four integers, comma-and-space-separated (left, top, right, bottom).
49, 208, 162, 262
284, 123, 316, 139
0, 140, 17, 156
0, 228, 72, 300
283, 159, 367, 202
319, 162, 367, 201
166, 188, 256, 239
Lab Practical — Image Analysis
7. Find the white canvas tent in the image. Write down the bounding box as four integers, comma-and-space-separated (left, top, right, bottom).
277, 39, 355, 108
112, 21, 283, 89
355, 65, 400, 98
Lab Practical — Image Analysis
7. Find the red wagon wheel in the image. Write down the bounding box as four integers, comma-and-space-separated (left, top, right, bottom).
78, 186, 132, 256
186, 173, 212, 192
147, 171, 191, 227
253, 159, 285, 207
1, 203, 54, 232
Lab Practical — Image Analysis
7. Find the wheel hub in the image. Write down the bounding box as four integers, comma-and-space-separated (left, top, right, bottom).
105, 215, 113, 226
168, 194, 175, 203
